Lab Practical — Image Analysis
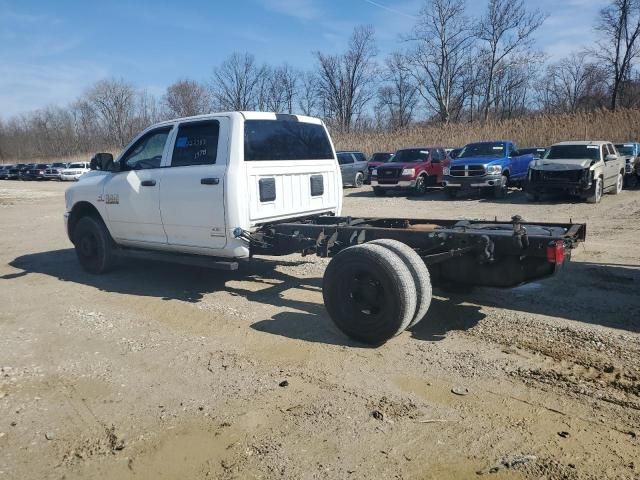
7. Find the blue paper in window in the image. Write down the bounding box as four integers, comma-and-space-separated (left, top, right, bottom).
176, 137, 188, 148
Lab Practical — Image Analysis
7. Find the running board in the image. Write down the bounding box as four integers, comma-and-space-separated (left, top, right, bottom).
114, 248, 239, 271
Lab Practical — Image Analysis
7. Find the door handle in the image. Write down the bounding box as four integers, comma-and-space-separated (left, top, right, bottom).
201, 177, 220, 185
141, 179, 156, 186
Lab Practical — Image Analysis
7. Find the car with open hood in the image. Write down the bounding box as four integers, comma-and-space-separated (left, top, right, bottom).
526, 141, 625, 203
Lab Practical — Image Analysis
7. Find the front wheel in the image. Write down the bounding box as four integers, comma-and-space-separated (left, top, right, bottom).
493, 174, 508, 198
353, 172, 364, 188
612, 172, 623, 195
323, 244, 417, 345
586, 176, 603, 204
411, 176, 427, 196
73, 216, 116, 274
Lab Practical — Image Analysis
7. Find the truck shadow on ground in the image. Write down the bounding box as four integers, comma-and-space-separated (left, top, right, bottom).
6, 251, 638, 342
5, 248, 485, 347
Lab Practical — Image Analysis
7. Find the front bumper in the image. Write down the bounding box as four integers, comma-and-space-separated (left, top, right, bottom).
527, 180, 591, 194
443, 174, 503, 189
60, 174, 82, 181
371, 179, 416, 189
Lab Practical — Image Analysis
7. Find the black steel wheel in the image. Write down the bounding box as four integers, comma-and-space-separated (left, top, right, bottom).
73, 216, 115, 274
322, 244, 417, 345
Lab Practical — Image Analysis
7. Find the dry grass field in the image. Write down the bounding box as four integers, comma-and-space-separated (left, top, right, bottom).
333, 108, 640, 154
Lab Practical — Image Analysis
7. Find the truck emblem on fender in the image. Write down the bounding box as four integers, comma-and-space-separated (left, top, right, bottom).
103, 194, 119, 205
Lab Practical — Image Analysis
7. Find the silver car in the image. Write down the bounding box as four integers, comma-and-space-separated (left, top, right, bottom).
337, 151, 368, 187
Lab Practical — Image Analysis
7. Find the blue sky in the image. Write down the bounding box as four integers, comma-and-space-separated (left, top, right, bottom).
0, 0, 604, 118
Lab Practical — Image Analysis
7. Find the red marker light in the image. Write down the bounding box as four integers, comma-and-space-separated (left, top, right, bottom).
546, 240, 565, 264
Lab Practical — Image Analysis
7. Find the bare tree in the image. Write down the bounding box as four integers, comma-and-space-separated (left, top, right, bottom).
377, 52, 419, 129
211, 52, 266, 110
163, 79, 210, 117
537, 53, 608, 112
297, 71, 320, 116
476, 0, 546, 120
314, 25, 378, 132
407, 0, 473, 123
592, 0, 640, 110
265, 64, 299, 113
84, 78, 137, 146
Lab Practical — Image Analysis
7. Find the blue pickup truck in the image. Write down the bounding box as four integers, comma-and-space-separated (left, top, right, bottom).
442, 141, 533, 198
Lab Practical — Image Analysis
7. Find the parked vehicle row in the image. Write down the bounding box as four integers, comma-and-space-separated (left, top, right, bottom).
358, 139, 636, 204
0, 162, 90, 181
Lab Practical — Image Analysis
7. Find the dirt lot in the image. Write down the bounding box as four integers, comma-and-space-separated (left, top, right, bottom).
0, 180, 639, 480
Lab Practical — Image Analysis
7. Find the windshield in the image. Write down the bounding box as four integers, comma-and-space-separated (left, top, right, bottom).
458, 142, 505, 158
390, 149, 429, 163
544, 145, 600, 161
615, 144, 634, 156
370, 153, 393, 163
69, 163, 85, 168
52, 163, 66, 167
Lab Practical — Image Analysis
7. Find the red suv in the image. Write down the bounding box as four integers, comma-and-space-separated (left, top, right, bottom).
371, 147, 449, 196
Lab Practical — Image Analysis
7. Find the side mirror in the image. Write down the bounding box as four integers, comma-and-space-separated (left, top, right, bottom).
431, 158, 441, 163
605, 154, 617, 162
510, 150, 520, 157
90, 153, 114, 171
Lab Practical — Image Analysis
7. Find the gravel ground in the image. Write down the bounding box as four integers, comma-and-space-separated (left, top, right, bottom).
0, 180, 638, 479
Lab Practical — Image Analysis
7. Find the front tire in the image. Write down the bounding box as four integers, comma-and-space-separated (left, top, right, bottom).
73, 216, 116, 274
411, 175, 427, 196
612, 172, 623, 195
493, 174, 508, 198
586, 176, 603, 204
323, 244, 417, 345
370, 239, 432, 329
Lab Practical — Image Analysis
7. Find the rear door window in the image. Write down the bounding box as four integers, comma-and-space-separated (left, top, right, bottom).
244, 120, 334, 161
338, 153, 354, 165
171, 120, 219, 167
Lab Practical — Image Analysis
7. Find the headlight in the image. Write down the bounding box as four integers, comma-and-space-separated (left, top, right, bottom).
486, 165, 502, 175
443, 167, 450, 176
371, 169, 378, 176
401, 168, 415, 176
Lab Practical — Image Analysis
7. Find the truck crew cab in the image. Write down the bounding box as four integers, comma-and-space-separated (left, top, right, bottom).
66, 112, 586, 346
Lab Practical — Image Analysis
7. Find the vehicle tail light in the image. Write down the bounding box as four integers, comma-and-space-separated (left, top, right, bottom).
546, 240, 565, 264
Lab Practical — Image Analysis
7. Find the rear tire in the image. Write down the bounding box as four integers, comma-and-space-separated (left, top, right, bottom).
586, 176, 603, 204
323, 244, 417, 345
73, 216, 116, 274
354, 172, 364, 188
373, 187, 386, 196
370, 239, 432, 329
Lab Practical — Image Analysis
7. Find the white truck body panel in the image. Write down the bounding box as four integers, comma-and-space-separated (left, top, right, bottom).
65, 112, 342, 259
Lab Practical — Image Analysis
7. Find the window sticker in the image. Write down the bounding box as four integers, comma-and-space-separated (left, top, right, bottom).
587, 145, 599, 149
176, 137, 188, 148
492, 146, 504, 150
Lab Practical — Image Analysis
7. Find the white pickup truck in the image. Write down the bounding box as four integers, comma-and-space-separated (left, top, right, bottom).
65, 111, 586, 345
